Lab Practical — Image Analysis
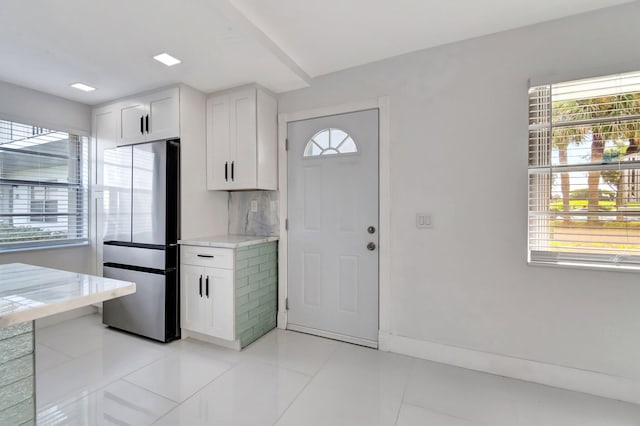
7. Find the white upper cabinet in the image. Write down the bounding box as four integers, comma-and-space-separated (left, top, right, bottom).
206, 87, 277, 190
119, 88, 179, 144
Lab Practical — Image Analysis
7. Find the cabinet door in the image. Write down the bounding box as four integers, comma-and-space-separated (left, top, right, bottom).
145, 88, 179, 141
203, 267, 234, 340
206, 95, 231, 190
181, 264, 206, 333
120, 100, 147, 144
229, 88, 257, 189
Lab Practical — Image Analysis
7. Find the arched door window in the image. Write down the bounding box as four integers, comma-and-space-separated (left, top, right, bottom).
303, 128, 358, 157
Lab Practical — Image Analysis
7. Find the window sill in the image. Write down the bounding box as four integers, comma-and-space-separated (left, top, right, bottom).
0, 241, 89, 254
528, 259, 640, 274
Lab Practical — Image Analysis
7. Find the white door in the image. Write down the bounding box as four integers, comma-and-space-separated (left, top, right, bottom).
287, 108, 379, 346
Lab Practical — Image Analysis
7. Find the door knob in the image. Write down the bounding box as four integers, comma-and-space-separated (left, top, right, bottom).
367, 242, 376, 251
367, 226, 376, 234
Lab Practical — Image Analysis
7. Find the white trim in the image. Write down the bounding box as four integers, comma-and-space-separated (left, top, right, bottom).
277, 97, 391, 343
289, 324, 378, 349
379, 331, 640, 405
277, 112, 289, 330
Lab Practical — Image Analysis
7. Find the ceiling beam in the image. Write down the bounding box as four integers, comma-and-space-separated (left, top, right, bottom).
210, 0, 312, 88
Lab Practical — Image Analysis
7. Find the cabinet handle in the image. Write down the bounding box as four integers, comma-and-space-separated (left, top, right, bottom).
145, 114, 149, 133
140, 116, 144, 135
205, 276, 210, 298
225, 162, 228, 181
231, 161, 234, 181
197, 254, 214, 258
199, 275, 203, 297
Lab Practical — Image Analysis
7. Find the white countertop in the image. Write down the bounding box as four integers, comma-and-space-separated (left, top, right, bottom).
0, 263, 136, 328
178, 234, 279, 249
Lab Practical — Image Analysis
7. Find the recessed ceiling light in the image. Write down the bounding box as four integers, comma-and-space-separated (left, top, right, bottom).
70, 82, 96, 92
153, 53, 181, 67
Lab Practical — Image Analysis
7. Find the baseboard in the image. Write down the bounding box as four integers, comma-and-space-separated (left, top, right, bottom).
379, 331, 640, 405
277, 311, 287, 330
35, 305, 98, 330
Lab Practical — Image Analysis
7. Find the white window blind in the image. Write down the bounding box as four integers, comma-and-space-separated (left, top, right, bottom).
528, 71, 640, 269
0, 119, 88, 250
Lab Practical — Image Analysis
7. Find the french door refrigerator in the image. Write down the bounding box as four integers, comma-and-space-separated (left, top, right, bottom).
102, 139, 180, 342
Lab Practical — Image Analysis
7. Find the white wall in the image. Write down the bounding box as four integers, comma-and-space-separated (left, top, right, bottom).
278, 2, 640, 385
0, 81, 93, 274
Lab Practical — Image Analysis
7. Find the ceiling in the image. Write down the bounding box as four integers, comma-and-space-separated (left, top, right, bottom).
229, 0, 635, 77
0, 0, 634, 105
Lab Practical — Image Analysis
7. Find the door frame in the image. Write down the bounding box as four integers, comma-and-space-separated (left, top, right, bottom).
277, 96, 391, 347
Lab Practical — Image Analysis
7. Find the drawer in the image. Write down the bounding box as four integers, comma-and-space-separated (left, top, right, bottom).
181, 245, 234, 269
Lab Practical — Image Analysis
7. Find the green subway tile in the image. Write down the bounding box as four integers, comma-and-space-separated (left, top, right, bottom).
248, 281, 260, 292
237, 247, 260, 260
0, 333, 33, 365
0, 376, 33, 411
235, 259, 249, 269
236, 294, 249, 306
248, 255, 268, 267
237, 299, 260, 315
249, 271, 269, 284
0, 396, 34, 425
259, 293, 277, 305
259, 244, 275, 255
0, 354, 33, 388
260, 277, 276, 288
236, 312, 249, 324
235, 276, 249, 288
236, 265, 260, 278
0, 323, 32, 342
236, 286, 251, 298
259, 262, 274, 272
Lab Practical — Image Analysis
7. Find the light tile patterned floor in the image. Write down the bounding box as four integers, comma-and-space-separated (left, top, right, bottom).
35, 314, 640, 425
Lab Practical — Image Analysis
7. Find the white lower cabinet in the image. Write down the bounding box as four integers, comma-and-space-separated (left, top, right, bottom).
180, 248, 234, 341
180, 240, 278, 350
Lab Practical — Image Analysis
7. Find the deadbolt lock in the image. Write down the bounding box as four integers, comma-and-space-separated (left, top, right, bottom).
367, 226, 376, 234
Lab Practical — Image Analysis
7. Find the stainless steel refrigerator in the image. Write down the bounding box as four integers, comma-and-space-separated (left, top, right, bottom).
102, 139, 180, 342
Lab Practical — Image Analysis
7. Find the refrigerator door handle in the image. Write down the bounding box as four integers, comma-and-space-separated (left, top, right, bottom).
199, 275, 203, 297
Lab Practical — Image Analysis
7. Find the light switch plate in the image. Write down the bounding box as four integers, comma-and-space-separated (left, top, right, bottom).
416, 213, 432, 229
251, 200, 258, 213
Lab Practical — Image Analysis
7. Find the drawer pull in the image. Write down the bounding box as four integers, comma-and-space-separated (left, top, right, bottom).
197, 254, 215, 258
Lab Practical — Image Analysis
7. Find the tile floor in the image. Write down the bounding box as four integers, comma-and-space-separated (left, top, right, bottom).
35, 314, 640, 425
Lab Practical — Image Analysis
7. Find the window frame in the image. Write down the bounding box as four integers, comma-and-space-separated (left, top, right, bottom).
528, 73, 640, 271
0, 118, 90, 252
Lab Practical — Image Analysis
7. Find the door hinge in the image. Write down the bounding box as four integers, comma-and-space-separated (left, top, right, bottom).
285, 218, 288, 231
285, 138, 289, 151
285, 297, 289, 310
